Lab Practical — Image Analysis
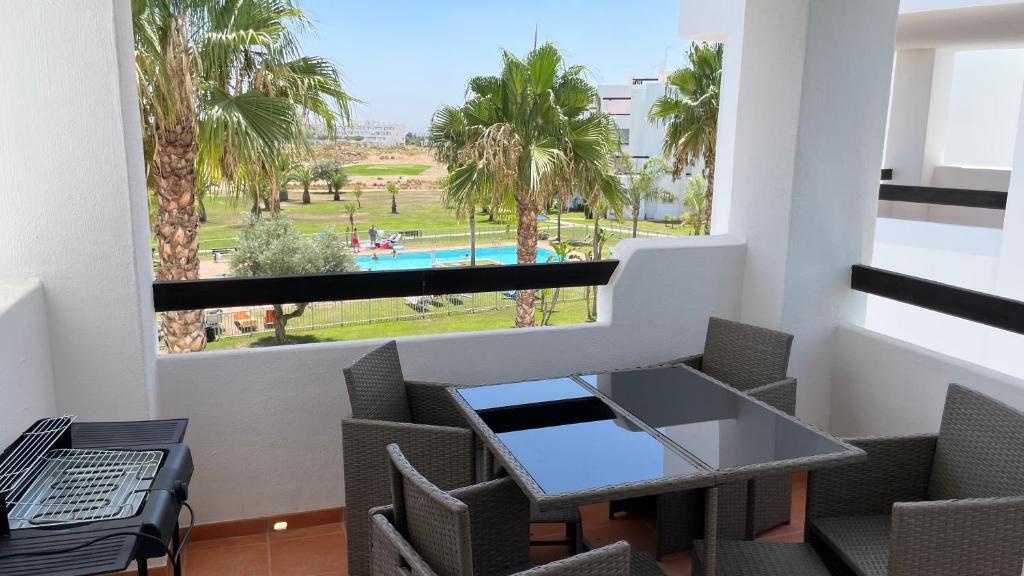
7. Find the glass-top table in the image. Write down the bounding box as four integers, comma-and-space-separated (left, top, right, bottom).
450, 366, 861, 509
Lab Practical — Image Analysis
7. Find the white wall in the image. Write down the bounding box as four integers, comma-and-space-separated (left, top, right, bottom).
0, 280, 57, 446
155, 237, 746, 522
0, 0, 156, 421
830, 323, 1024, 436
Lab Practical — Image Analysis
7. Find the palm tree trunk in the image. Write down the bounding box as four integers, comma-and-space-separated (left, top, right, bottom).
703, 148, 715, 234
154, 120, 205, 353
270, 180, 281, 213
469, 206, 477, 267
591, 213, 600, 321
632, 203, 640, 238
514, 193, 538, 328
279, 184, 288, 203
556, 203, 562, 241
391, 194, 397, 214
302, 185, 311, 205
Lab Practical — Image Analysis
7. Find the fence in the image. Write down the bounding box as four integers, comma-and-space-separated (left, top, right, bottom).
201, 286, 592, 342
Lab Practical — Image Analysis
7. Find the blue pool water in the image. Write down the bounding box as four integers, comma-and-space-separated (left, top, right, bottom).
356, 246, 555, 271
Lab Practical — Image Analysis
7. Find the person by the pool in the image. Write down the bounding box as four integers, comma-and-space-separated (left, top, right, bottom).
351, 228, 360, 253
391, 247, 398, 258
371, 252, 379, 261
368, 224, 378, 247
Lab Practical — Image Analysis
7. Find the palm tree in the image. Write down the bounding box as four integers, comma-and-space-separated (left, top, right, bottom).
623, 158, 670, 238
649, 42, 722, 233
682, 174, 709, 235
329, 171, 349, 201
440, 44, 613, 327
430, 104, 490, 267
292, 166, 314, 205
343, 203, 357, 230
353, 188, 363, 208
133, 0, 354, 352
387, 182, 399, 214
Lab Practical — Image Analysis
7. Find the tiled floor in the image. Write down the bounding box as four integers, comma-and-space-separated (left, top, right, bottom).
136, 474, 806, 576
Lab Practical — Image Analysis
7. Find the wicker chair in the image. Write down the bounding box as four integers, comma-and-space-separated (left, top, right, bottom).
343, 341, 478, 576
805, 383, 1024, 576
369, 443, 666, 576
690, 384, 1024, 576
611, 317, 796, 558
344, 341, 581, 576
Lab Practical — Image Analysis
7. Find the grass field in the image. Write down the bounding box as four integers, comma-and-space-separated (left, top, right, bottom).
204, 299, 592, 350
343, 163, 431, 176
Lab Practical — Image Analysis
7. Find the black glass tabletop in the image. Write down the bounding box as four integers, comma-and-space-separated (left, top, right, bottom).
453, 366, 854, 498
457, 376, 704, 495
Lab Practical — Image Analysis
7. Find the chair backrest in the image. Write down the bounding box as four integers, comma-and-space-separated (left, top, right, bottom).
345, 341, 412, 422
701, 317, 794, 391
387, 444, 474, 576
928, 384, 1024, 501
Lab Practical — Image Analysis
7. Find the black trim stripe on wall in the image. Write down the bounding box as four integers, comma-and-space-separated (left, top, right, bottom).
880, 168, 893, 181
153, 260, 619, 312
879, 184, 1007, 209
851, 265, 1024, 335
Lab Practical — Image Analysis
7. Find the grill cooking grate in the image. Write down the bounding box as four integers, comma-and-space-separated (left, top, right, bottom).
6, 449, 162, 529
0, 416, 75, 502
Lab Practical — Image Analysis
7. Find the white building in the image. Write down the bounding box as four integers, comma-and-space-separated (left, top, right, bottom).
598, 78, 690, 222
337, 120, 408, 147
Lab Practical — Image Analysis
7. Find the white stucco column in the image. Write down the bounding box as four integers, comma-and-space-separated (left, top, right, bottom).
983, 81, 1024, 375
0, 0, 156, 420
722, 0, 899, 428
884, 49, 954, 186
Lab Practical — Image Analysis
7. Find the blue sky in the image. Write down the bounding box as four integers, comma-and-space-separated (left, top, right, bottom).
298, 0, 687, 133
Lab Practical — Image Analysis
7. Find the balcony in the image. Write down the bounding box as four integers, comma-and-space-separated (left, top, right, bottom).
3, 1, 1024, 576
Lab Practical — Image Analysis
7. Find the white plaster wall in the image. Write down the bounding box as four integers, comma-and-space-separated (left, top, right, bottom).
830, 323, 1024, 437
0, 280, 57, 446
0, 0, 156, 420
155, 237, 746, 522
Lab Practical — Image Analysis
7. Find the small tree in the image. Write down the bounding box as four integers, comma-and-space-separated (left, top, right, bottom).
330, 171, 349, 201
539, 240, 571, 326
682, 175, 709, 235
624, 158, 671, 238
353, 188, 363, 208
292, 166, 314, 205
314, 161, 341, 199
230, 216, 354, 344
343, 203, 357, 230
387, 181, 399, 214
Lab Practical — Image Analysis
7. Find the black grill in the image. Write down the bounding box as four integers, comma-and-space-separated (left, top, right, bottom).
0, 418, 193, 576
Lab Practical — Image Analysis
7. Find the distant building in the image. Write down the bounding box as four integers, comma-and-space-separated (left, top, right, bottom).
597, 77, 691, 222
336, 121, 408, 147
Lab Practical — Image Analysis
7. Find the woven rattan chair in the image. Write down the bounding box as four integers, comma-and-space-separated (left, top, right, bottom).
611, 317, 796, 558
690, 384, 1024, 576
344, 341, 581, 576
343, 341, 479, 576
804, 383, 1024, 576
369, 443, 665, 576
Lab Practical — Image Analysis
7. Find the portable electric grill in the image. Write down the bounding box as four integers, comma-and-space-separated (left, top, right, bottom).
0, 416, 193, 576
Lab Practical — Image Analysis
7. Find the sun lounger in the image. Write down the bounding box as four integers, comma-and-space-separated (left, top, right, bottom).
568, 235, 592, 247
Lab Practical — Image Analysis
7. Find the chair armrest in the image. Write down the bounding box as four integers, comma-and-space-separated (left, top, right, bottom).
342, 419, 476, 492
514, 541, 632, 575
807, 434, 936, 520
747, 377, 797, 415
450, 477, 531, 576
406, 381, 470, 428
369, 509, 438, 576
889, 496, 1024, 576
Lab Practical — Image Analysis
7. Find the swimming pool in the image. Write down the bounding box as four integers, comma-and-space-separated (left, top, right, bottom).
355, 246, 555, 271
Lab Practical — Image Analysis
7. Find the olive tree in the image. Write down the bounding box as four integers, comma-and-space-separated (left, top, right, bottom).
230, 216, 354, 344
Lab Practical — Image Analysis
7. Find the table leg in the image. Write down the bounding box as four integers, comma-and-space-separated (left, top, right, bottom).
704, 487, 719, 576
744, 478, 756, 540
137, 558, 148, 576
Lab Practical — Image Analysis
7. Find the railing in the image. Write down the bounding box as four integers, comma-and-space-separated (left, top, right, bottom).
851, 265, 1024, 335
878, 184, 1007, 210
154, 260, 620, 312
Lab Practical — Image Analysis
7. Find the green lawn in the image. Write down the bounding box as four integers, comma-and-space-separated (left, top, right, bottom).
343, 163, 431, 176
204, 298, 593, 350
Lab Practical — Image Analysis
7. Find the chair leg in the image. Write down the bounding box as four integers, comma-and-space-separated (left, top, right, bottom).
567, 521, 581, 555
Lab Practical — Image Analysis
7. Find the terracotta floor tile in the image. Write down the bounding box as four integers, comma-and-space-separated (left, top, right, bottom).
184, 541, 270, 576
529, 522, 569, 540
583, 517, 656, 553
529, 545, 571, 566
657, 551, 692, 576
270, 532, 348, 576
188, 533, 267, 551
269, 521, 345, 543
